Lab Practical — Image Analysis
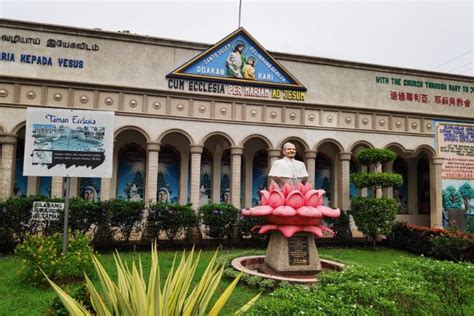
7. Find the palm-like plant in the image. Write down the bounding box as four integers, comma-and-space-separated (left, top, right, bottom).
45, 243, 260, 315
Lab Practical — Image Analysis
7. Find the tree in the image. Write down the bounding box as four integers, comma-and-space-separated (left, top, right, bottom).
350, 148, 400, 246
459, 183, 474, 211
442, 186, 463, 209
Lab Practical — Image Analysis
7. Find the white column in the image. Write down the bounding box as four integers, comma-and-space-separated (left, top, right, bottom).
189, 145, 203, 211
407, 158, 418, 214
212, 150, 222, 203
145, 142, 160, 205
430, 157, 444, 228
267, 148, 281, 186
230, 146, 243, 209
100, 178, 112, 201
0, 134, 17, 200
383, 160, 394, 199
304, 150, 317, 188
51, 177, 64, 198
339, 152, 351, 211
375, 162, 383, 198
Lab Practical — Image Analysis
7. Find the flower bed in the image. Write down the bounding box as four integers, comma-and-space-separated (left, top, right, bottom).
386, 222, 474, 262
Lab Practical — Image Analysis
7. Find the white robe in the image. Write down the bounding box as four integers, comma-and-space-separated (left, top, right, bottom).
268, 157, 309, 178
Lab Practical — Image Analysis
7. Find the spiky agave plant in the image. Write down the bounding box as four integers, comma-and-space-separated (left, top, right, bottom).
45, 243, 260, 316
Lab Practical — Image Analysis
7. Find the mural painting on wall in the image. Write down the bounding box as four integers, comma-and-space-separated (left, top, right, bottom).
393, 158, 409, 214
220, 150, 231, 203
436, 122, 474, 232
315, 155, 331, 206
79, 178, 101, 201
116, 144, 145, 201
350, 160, 358, 199
199, 149, 212, 206
14, 138, 27, 196
252, 150, 268, 206
38, 176, 52, 197
157, 145, 180, 204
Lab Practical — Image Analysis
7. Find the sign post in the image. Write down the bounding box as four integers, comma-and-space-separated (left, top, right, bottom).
23, 108, 114, 255
62, 177, 70, 254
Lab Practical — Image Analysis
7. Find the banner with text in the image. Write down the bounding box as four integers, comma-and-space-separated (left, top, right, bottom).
24, 108, 114, 178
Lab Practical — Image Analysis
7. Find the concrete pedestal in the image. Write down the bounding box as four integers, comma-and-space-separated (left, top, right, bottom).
264, 232, 321, 275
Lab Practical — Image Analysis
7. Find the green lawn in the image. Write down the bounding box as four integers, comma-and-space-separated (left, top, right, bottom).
0, 247, 417, 315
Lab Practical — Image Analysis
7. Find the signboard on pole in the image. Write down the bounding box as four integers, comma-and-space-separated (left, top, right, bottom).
31, 201, 63, 222
23, 108, 114, 178
435, 121, 474, 232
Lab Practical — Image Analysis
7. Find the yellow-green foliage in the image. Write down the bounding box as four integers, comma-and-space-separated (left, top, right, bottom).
45, 243, 260, 316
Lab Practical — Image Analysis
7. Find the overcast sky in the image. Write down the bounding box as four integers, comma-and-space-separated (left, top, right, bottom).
1, 0, 473, 76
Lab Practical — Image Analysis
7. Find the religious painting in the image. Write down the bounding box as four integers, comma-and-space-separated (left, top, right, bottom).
116, 144, 145, 201
220, 150, 231, 203
315, 154, 331, 206
157, 145, 180, 203
252, 150, 268, 206
199, 148, 212, 205
79, 177, 101, 201
393, 158, 409, 214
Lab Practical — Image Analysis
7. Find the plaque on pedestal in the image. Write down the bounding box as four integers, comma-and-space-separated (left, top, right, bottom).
264, 231, 321, 275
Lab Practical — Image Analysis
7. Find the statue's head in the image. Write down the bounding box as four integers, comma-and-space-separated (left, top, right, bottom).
282, 142, 296, 159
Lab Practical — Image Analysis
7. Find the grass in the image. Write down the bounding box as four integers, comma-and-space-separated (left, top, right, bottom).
0, 247, 418, 315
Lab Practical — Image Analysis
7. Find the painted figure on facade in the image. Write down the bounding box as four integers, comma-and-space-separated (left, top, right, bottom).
269, 142, 309, 187
243, 57, 256, 80
226, 42, 246, 78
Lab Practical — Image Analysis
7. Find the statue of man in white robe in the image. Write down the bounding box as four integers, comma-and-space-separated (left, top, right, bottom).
268, 142, 309, 187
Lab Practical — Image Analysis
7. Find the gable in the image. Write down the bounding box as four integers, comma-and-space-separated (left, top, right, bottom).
167, 27, 306, 91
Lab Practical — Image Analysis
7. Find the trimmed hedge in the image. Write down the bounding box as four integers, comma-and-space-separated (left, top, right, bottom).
386, 222, 474, 262
351, 173, 403, 190
147, 202, 197, 241
199, 203, 239, 240
357, 148, 396, 165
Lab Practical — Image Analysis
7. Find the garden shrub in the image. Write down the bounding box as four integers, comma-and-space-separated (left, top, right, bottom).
15, 231, 94, 285
357, 148, 396, 165
249, 257, 474, 315
199, 203, 239, 239
387, 222, 474, 262
47, 284, 92, 316
350, 148, 399, 245
147, 202, 197, 241
0, 195, 63, 249
67, 197, 104, 234
238, 214, 266, 240
104, 199, 145, 241
350, 197, 397, 242
323, 209, 352, 240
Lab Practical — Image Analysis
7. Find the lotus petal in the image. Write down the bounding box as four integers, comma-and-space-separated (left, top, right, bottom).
258, 224, 279, 234
320, 225, 335, 236
248, 205, 273, 216
304, 190, 322, 207
302, 182, 312, 195
268, 190, 285, 208
295, 182, 305, 193
282, 183, 294, 197
315, 189, 326, 196
278, 225, 302, 238
285, 191, 305, 209
296, 206, 322, 217
317, 206, 341, 218
273, 205, 297, 217
268, 181, 280, 193
260, 190, 270, 205
241, 209, 250, 216
302, 225, 324, 238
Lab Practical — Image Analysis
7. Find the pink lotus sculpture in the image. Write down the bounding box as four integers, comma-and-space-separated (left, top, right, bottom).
242, 182, 340, 238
